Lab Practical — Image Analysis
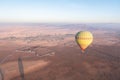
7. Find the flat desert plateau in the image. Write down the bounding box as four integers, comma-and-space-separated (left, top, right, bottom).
0, 23, 120, 80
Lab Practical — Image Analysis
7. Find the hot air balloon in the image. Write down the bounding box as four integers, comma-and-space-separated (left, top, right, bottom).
75, 31, 93, 53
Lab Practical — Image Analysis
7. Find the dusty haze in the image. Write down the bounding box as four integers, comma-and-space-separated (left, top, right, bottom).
0, 23, 120, 80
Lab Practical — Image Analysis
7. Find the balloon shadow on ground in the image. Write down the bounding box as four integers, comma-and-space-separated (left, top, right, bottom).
18, 57, 25, 80
0, 68, 4, 80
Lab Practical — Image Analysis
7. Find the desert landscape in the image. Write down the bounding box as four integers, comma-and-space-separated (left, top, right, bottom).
0, 23, 120, 80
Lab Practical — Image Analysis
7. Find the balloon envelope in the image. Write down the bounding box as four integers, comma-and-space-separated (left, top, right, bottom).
75, 31, 93, 52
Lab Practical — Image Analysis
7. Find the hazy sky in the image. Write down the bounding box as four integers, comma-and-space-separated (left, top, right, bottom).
0, 0, 119, 23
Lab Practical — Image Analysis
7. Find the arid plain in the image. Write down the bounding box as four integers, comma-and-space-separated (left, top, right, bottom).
0, 23, 120, 80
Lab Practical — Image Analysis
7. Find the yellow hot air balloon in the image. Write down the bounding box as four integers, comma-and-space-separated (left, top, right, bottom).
75, 31, 93, 53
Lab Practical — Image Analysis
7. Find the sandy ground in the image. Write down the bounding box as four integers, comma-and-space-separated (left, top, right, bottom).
0, 24, 120, 80
1, 60, 49, 80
